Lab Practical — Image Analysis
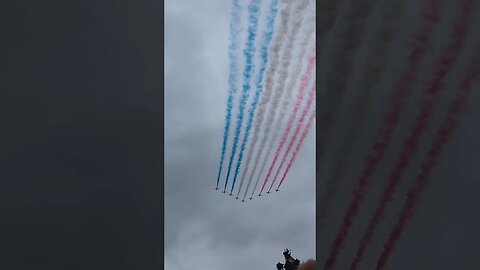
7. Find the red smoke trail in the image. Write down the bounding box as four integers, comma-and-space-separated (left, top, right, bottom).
268, 83, 316, 193
323, 1, 442, 269
375, 57, 480, 270
350, 1, 473, 269
276, 107, 316, 191
259, 46, 316, 195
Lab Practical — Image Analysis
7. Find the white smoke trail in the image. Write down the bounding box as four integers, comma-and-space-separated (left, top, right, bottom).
248, 0, 314, 197
232, 0, 280, 199
249, 11, 315, 200
234, 0, 294, 199
247, 0, 345, 199
243, 0, 311, 200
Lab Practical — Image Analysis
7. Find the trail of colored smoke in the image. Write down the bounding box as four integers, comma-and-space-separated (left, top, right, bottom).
238, 0, 294, 199
223, 0, 261, 194
268, 82, 316, 193
215, 0, 242, 190
375, 57, 480, 270
277, 108, 316, 191
231, 0, 280, 197
246, 11, 315, 201
250, 0, 311, 196
250, 9, 315, 200
241, 0, 311, 200
351, 1, 473, 269
323, 1, 442, 268
259, 45, 316, 195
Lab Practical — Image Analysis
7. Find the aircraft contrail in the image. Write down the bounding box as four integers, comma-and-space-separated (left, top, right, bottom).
276, 89, 316, 191
223, 0, 261, 194
260, 45, 316, 195
236, 0, 295, 200
352, 1, 474, 268
323, 1, 443, 268
276, 113, 316, 192
252, 10, 315, 199
232, 0, 280, 199
239, 0, 310, 197
215, 0, 242, 190
316, 0, 405, 238
252, 0, 340, 199
376, 55, 480, 270
268, 81, 316, 193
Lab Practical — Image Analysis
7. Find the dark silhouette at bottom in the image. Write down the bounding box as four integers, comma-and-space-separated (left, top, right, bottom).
276, 249, 300, 270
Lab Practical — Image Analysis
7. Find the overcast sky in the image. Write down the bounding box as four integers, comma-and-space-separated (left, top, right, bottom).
2, 0, 479, 269
164, 1, 316, 270
164, 0, 480, 269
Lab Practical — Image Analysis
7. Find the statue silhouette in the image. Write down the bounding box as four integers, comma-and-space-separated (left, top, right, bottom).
277, 249, 300, 270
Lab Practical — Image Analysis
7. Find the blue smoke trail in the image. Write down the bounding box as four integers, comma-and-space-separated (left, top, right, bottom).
215, 0, 242, 190
224, 0, 262, 193
231, 0, 279, 196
